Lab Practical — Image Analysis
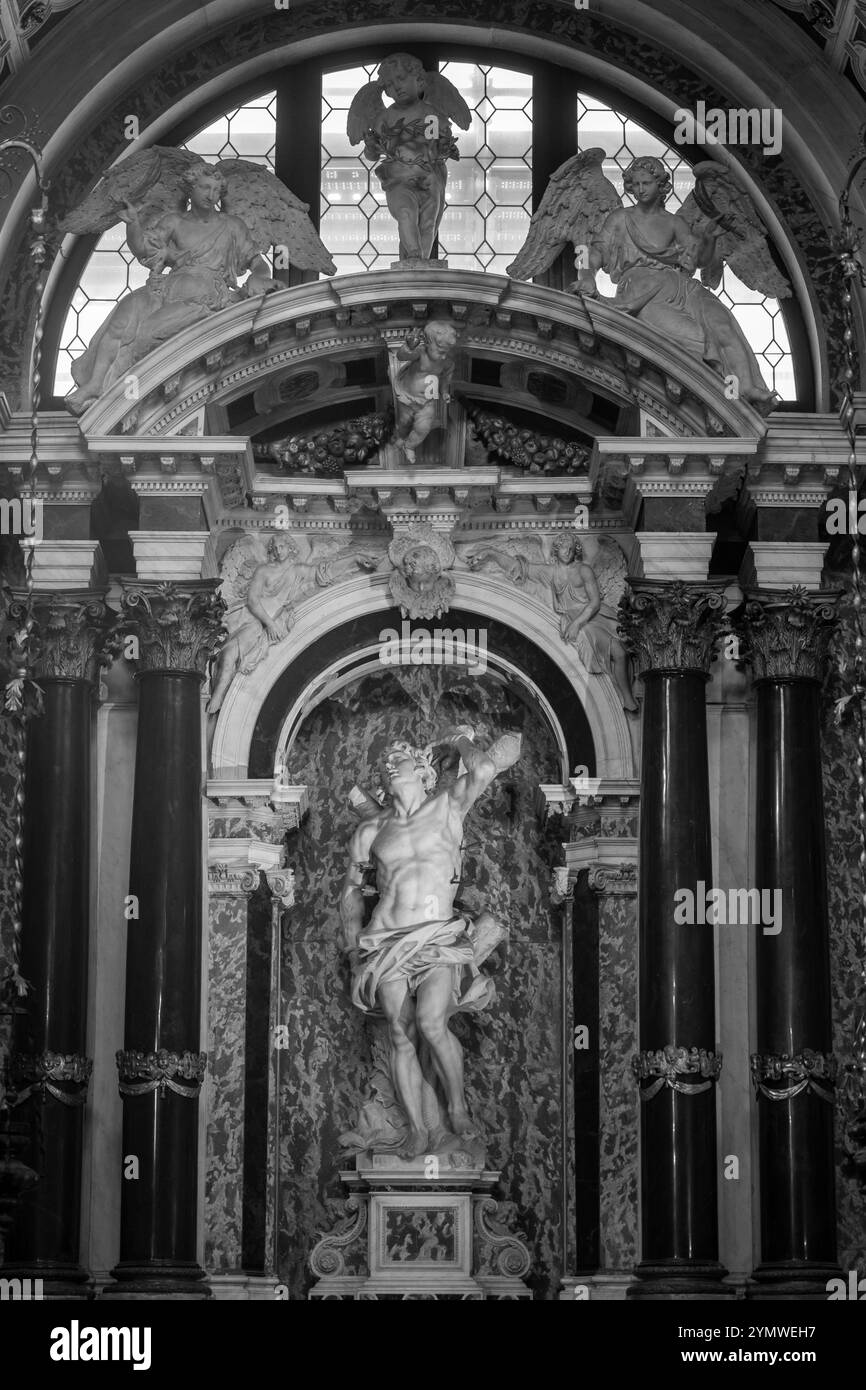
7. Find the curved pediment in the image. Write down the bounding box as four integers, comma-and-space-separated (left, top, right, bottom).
75, 269, 770, 446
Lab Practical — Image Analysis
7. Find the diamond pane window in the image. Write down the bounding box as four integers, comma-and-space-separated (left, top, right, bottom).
54, 92, 277, 397
437, 63, 532, 273
576, 96, 795, 399
321, 65, 397, 274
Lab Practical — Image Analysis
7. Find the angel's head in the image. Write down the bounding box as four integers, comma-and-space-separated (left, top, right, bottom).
623, 156, 672, 206
552, 530, 583, 563
423, 319, 459, 355
182, 163, 227, 212
378, 52, 425, 105
268, 533, 299, 563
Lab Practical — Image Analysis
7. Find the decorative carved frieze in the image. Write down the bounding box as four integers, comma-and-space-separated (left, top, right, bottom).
750, 1050, 837, 1104
11, 1051, 93, 1107
6, 590, 116, 683
619, 580, 728, 677
587, 862, 638, 896
633, 1046, 723, 1099
735, 587, 840, 682
116, 1049, 207, 1099
118, 580, 224, 677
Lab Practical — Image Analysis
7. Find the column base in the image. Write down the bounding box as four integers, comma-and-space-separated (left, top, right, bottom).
101, 1262, 211, 1299
628, 1260, 735, 1300
0, 1261, 93, 1299
746, 1262, 843, 1300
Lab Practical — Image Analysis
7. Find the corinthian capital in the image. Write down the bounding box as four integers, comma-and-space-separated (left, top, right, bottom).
6, 590, 116, 682
119, 580, 225, 677
735, 587, 840, 683
618, 580, 728, 677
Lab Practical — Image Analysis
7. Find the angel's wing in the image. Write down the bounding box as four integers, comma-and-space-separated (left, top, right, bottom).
507, 148, 621, 280
60, 146, 197, 235
421, 71, 472, 130
680, 162, 790, 297
584, 535, 628, 605
218, 533, 268, 613
347, 82, 387, 145
216, 159, 336, 275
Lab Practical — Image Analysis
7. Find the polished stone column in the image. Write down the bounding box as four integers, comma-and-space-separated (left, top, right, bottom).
103, 580, 223, 1299
620, 580, 730, 1298
2, 591, 114, 1297
735, 587, 842, 1299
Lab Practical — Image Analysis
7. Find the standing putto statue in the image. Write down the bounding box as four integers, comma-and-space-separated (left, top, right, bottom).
347, 53, 471, 262
506, 151, 789, 414
60, 148, 336, 412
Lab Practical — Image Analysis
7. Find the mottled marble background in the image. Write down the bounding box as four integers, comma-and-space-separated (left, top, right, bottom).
822, 602, 866, 1276
274, 665, 566, 1298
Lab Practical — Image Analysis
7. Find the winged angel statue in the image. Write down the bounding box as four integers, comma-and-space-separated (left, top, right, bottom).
463, 530, 638, 713
507, 152, 789, 413
207, 532, 378, 716
347, 53, 471, 262
61, 147, 336, 412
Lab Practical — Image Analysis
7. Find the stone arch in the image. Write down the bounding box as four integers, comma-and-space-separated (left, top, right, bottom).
210, 572, 636, 782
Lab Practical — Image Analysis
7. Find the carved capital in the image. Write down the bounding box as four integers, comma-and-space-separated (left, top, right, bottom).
735, 587, 840, 683
207, 864, 261, 897
10, 1050, 93, 1107
6, 591, 116, 682
750, 1050, 837, 1103
116, 1048, 207, 1099
633, 1045, 723, 1099
588, 862, 638, 896
550, 866, 573, 906
619, 580, 728, 677
119, 580, 224, 677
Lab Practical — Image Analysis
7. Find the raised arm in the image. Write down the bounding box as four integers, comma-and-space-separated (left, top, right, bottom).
445, 726, 522, 815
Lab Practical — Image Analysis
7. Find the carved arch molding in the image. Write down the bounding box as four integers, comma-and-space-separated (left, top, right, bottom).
0, 0, 851, 407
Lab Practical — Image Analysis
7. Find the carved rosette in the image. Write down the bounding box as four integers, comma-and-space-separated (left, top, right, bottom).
619, 580, 728, 677
735, 587, 840, 683
6, 591, 116, 683
588, 862, 638, 896
10, 1050, 93, 1107
750, 1050, 837, 1104
632, 1045, 723, 1100
116, 1048, 207, 1099
119, 580, 225, 677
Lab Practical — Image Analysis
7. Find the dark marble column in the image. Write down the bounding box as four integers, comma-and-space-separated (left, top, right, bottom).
2, 592, 114, 1297
103, 581, 223, 1300
619, 580, 731, 1299
735, 588, 842, 1300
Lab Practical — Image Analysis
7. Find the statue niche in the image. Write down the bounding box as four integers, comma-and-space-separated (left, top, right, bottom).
60, 148, 336, 413
507, 151, 789, 414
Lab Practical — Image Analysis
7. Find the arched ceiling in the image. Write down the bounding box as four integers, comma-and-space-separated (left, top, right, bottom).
0, 0, 863, 410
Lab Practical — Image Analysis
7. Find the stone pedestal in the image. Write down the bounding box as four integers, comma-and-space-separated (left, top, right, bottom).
309, 1157, 531, 1300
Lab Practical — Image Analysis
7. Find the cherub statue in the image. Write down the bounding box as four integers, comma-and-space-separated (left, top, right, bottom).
207, 531, 378, 715
347, 53, 471, 262
386, 524, 456, 621
463, 530, 638, 713
507, 151, 790, 414
390, 319, 459, 462
60, 148, 336, 413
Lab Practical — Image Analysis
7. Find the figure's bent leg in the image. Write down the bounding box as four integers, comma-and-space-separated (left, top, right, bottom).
378, 979, 427, 1156
416, 967, 476, 1137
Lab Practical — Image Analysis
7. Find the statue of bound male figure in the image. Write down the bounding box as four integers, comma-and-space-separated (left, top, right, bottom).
340, 727, 521, 1160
